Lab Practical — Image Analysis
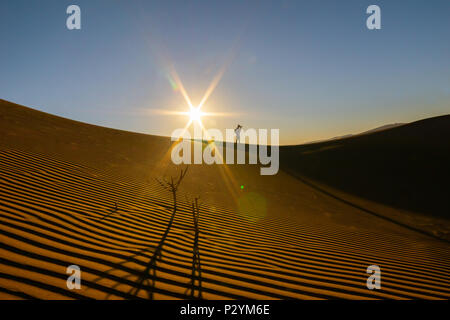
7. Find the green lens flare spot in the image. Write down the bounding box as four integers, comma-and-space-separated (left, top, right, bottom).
240, 185, 244, 189
237, 192, 267, 222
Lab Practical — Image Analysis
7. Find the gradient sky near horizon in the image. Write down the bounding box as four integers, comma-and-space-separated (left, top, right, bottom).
1, 0, 449, 145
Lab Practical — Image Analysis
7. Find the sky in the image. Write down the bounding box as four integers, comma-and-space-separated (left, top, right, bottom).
0, 0, 449, 145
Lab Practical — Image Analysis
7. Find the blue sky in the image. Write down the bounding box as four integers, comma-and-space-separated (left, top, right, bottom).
0, 0, 449, 144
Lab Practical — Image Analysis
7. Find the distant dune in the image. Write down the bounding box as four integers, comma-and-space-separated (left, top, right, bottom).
0, 99, 449, 299
306, 123, 406, 144
360, 123, 406, 135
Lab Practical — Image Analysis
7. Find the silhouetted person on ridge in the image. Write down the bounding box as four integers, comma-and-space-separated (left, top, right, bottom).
234, 124, 243, 144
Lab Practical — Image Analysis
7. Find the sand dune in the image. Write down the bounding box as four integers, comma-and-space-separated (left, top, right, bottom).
281, 115, 450, 219
0, 99, 449, 299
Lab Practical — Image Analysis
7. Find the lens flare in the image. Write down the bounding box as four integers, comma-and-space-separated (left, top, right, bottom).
238, 192, 267, 222
189, 107, 203, 122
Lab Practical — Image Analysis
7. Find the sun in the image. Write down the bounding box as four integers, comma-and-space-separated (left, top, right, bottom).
189, 107, 203, 122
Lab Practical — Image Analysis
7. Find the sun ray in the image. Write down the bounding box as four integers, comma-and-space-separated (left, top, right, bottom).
168, 65, 194, 109
198, 39, 240, 111
198, 65, 227, 110
152, 119, 192, 174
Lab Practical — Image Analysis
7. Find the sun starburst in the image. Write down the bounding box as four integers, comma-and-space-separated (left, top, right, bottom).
188, 107, 203, 122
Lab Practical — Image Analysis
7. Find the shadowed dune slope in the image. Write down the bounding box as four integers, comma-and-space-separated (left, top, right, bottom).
280, 115, 450, 218
0, 99, 449, 299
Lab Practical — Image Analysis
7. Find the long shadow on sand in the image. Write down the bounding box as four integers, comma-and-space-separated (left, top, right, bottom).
283, 170, 450, 244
